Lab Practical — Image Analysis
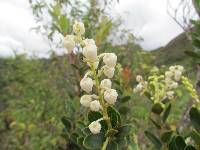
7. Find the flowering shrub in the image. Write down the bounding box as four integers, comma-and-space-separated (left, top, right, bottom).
134, 66, 200, 150
61, 21, 133, 150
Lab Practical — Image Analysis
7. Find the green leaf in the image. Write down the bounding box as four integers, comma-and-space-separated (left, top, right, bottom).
162, 103, 172, 123
190, 130, 200, 144
59, 15, 69, 34
161, 130, 173, 143
144, 130, 162, 149
169, 136, 178, 150
82, 127, 90, 135
61, 116, 72, 131
150, 118, 161, 129
116, 124, 132, 138
175, 136, 186, 150
184, 145, 197, 150
107, 106, 121, 127
83, 133, 105, 149
152, 103, 164, 115
88, 111, 103, 123
189, 107, 200, 132
121, 96, 131, 103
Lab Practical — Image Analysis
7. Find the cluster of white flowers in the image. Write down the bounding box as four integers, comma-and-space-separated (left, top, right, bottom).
133, 75, 148, 94
65, 21, 118, 134
134, 65, 184, 102
63, 20, 85, 53
164, 65, 184, 99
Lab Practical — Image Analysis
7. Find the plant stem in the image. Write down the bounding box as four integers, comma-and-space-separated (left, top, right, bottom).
91, 64, 112, 149
101, 137, 109, 150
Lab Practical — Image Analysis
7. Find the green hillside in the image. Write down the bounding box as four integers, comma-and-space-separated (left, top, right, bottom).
152, 32, 194, 66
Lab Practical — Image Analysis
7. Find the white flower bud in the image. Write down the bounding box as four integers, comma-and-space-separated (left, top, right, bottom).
103, 65, 115, 78
63, 35, 75, 53
174, 70, 182, 81
90, 100, 101, 111
165, 71, 173, 79
177, 65, 184, 72
134, 83, 143, 93
100, 79, 112, 89
80, 95, 92, 107
169, 81, 178, 89
166, 91, 174, 99
83, 39, 95, 46
88, 120, 101, 134
82, 45, 98, 62
104, 89, 118, 105
136, 75, 143, 82
103, 53, 117, 67
73, 21, 85, 35
80, 77, 93, 93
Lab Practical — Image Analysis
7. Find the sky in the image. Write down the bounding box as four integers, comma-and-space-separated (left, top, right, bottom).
0, 0, 194, 58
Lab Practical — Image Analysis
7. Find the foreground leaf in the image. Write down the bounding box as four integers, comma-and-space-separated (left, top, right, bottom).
83, 133, 105, 149
144, 130, 162, 149
189, 107, 200, 132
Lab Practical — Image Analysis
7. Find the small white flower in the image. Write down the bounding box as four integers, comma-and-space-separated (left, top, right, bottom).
90, 100, 102, 111
88, 120, 101, 134
103, 65, 115, 78
177, 65, 184, 72
169, 81, 178, 89
166, 91, 175, 99
100, 79, 112, 89
165, 71, 173, 79
103, 53, 117, 67
83, 39, 95, 46
82, 44, 98, 62
80, 95, 92, 107
136, 75, 143, 82
104, 89, 118, 105
174, 70, 182, 81
134, 83, 143, 93
63, 35, 75, 53
80, 77, 94, 93
169, 66, 176, 72
73, 21, 85, 35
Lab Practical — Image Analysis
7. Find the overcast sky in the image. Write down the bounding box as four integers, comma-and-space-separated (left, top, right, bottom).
0, 0, 193, 58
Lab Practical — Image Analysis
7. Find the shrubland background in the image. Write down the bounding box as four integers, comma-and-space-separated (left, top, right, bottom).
0, 0, 199, 149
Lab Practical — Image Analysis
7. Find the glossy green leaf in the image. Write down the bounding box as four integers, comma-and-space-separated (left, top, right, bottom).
88, 111, 103, 123
189, 107, 200, 132
161, 130, 173, 143
175, 136, 186, 150
144, 130, 162, 149
107, 106, 121, 127
61, 116, 72, 131
162, 103, 172, 123
190, 130, 200, 144
83, 133, 105, 149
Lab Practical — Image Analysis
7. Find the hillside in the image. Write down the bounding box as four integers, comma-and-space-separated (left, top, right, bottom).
151, 32, 194, 66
